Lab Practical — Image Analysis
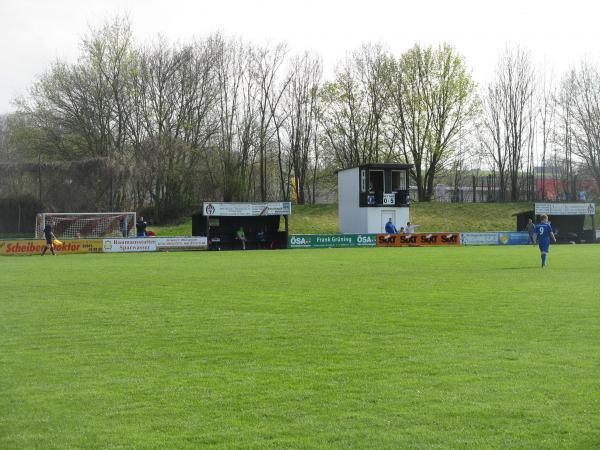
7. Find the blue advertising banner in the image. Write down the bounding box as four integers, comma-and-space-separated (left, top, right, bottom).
497, 232, 530, 245
462, 232, 531, 245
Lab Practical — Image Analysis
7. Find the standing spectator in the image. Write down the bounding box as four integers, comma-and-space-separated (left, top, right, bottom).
120, 217, 130, 238
385, 218, 398, 234
526, 218, 536, 244
406, 222, 418, 234
136, 216, 147, 237
235, 226, 247, 250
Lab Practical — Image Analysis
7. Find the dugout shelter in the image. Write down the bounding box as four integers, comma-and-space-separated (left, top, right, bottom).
192, 202, 291, 250
338, 163, 413, 234
515, 202, 597, 243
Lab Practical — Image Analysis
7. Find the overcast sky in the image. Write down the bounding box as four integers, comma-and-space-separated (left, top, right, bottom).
1, 0, 599, 114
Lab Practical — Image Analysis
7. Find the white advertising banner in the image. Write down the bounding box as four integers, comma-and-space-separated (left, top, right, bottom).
461, 232, 499, 245
203, 202, 291, 216
155, 237, 207, 249
103, 238, 157, 253
535, 203, 595, 215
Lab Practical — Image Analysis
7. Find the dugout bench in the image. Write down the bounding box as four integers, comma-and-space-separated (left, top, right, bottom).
515, 202, 597, 243
192, 202, 290, 250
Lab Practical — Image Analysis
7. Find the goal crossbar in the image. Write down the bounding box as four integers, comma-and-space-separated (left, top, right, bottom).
36, 212, 137, 239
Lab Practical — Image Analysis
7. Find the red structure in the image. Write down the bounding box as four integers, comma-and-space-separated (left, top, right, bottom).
536, 178, 598, 201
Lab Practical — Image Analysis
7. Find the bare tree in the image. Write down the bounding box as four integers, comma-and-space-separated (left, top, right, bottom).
319, 43, 391, 168
251, 43, 287, 201
560, 62, 600, 196
0, 115, 10, 162
281, 53, 322, 204
16, 17, 137, 209
480, 45, 535, 201
389, 44, 477, 201
213, 36, 260, 201
538, 66, 556, 200
480, 83, 507, 200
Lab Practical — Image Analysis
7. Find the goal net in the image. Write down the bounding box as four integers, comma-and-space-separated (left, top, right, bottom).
35, 212, 137, 239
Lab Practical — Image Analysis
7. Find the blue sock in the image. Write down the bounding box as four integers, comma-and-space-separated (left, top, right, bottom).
541, 253, 547, 267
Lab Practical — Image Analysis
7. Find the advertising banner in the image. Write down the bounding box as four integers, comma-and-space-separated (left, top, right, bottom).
462, 232, 532, 245
376, 233, 461, 247
461, 232, 500, 245
155, 236, 208, 250
497, 232, 530, 245
0, 239, 103, 256
288, 234, 377, 248
102, 238, 157, 253
203, 202, 291, 217
535, 202, 595, 216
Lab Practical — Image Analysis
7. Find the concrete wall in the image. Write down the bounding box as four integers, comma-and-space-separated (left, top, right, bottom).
339, 168, 365, 233
366, 207, 409, 233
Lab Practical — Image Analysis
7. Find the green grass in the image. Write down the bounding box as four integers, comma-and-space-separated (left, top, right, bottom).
2, 245, 600, 448
408, 201, 533, 232
152, 220, 193, 237
288, 204, 340, 234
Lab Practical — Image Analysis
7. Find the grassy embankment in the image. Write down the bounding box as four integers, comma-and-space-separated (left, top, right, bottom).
157, 202, 536, 236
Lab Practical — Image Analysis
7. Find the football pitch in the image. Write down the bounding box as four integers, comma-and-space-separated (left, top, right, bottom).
2, 245, 600, 448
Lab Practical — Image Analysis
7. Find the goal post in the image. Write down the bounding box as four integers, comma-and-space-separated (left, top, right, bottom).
35, 212, 137, 239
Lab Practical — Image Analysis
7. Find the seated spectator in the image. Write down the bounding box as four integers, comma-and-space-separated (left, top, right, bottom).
256, 228, 267, 248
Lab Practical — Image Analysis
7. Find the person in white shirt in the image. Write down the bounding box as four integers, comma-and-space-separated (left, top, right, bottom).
405, 222, 418, 234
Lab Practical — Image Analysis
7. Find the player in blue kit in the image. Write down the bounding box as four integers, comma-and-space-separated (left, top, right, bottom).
534, 214, 556, 268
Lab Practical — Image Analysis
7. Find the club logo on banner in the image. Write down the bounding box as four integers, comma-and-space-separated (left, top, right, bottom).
376, 233, 461, 247
204, 203, 216, 215
498, 232, 529, 245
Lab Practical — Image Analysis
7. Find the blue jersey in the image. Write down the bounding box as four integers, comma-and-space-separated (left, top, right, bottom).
385, 222, 397, 234
535, 223, 553, 245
